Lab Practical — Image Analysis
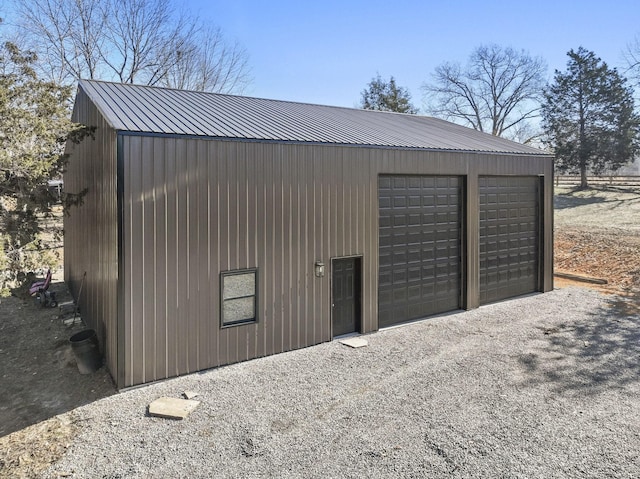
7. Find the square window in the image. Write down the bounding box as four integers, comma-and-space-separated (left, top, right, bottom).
221, 269, 257, 327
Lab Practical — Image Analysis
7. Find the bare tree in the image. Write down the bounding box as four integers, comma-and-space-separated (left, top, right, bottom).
422, 45, 547, 142
623, 34, 640, 88
15, 0, 106, 83
11, 0, 251, 92
100, 0, 197, 85
161, 26, 251, 94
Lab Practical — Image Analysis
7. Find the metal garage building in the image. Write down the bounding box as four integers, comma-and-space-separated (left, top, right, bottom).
65, 80, 554, 388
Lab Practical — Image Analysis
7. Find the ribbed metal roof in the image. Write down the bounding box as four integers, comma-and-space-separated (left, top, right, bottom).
78, 80, 548, 155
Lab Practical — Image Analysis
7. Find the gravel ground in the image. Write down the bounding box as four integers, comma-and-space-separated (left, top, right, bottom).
44, 287, 640, 478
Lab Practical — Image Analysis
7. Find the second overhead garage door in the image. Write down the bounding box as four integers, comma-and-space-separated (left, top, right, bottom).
378, 175, 463, 328
479, 176, 540, 305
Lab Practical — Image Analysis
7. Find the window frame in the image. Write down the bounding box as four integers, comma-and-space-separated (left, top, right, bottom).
220, 268, 258, 328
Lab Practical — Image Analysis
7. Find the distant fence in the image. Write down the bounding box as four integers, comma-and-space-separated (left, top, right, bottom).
555, 175, 640, 187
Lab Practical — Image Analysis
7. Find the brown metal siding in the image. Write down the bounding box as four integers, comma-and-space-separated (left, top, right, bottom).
118, 137, 553, 387
121, 139, 363, 385
64, 89, 118, 377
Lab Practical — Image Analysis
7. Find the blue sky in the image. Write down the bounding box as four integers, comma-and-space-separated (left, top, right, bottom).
189, 0, 640, 109
1, 0, 637, 108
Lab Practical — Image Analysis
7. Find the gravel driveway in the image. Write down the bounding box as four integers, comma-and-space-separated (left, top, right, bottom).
46, 287, 640, 478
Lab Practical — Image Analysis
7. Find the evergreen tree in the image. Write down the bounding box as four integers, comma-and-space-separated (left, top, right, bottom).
542, 47, 639, 188
360, 75, 418, 114
0, 41, 91, 293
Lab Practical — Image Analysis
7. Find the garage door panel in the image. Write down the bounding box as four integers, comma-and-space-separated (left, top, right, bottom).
379, 289, 393, 304
479, 176, 539, 305
422, 196, 436, 207
392, 288, 407, 302
379, 175, 462, 328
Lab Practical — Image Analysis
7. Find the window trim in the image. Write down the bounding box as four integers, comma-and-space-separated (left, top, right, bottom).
220, 268, 258, 328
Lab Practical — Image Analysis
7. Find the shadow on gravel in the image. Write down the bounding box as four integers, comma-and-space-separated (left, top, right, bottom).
522, 293, 640, 395
0, 280, 116, 438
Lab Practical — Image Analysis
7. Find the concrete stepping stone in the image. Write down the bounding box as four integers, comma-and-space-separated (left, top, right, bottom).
148, 397, 200, 419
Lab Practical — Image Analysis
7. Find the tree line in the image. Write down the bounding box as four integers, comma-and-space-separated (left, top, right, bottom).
360, 45, 640, 189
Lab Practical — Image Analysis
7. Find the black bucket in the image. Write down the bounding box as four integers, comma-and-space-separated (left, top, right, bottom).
69, 329, 102, 374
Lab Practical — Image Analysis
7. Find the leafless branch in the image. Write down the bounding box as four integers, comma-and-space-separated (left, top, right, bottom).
160, 25, 251, 93
11, 0, 251, 93
422, 44, 546, 140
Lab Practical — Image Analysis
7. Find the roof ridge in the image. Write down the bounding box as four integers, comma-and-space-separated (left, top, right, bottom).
78, 79, 427, 118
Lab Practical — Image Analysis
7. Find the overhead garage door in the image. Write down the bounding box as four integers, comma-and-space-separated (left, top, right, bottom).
479, 176, 540, 305
378, 175, 462, 328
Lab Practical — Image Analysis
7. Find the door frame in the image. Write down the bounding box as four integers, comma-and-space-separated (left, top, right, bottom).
330, 255, 363, 338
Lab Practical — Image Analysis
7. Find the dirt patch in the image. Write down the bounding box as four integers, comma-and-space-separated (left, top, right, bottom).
0, 415, 76, 479
0, 275, 115, 478
553, 184, 640, 322
554, 185, 640, 294
555, 229, 640, 291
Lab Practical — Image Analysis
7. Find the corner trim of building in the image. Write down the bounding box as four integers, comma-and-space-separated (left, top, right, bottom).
116, 133, 126, 389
